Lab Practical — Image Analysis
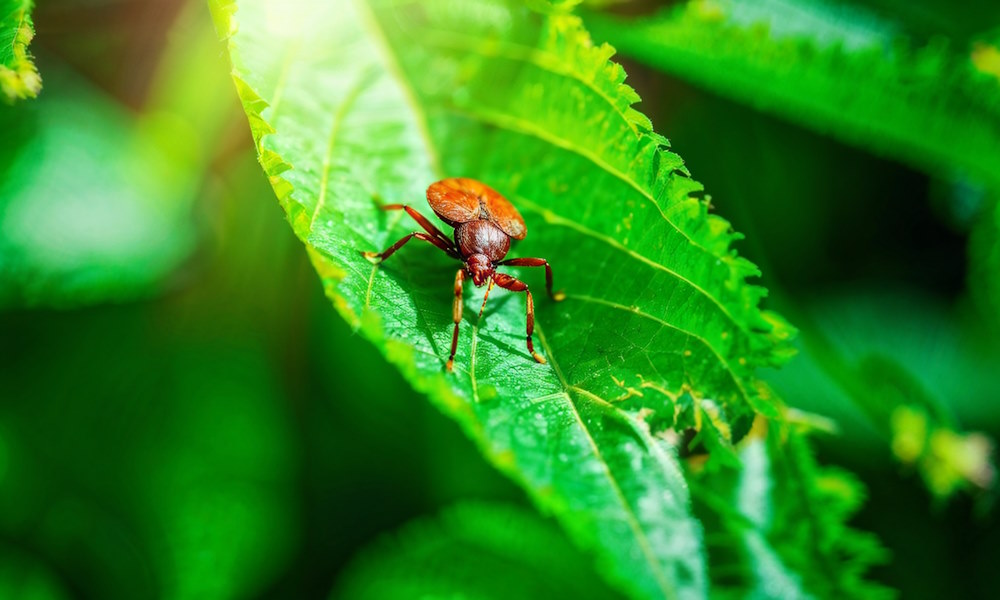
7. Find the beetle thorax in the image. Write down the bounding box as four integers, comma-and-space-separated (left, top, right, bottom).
454, 220, 510, 263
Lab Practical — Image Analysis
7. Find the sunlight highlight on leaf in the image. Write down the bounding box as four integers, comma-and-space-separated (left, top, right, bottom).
972, 42, 1000, 81
0, 0, 40, 102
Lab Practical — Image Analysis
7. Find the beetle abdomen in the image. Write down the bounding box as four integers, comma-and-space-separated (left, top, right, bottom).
455, 220, 510, 262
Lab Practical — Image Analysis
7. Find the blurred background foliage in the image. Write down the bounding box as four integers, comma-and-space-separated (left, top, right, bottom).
0, 0, 998, 598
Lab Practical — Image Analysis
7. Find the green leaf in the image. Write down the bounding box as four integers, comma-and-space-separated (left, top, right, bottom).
0, 544, 72, 600
0, 73, 198, 308
584, 0, 1000, 189
0, 2, 234, 308
763, 429, 892, 599
693, 425, 893, 599
333, 502, 625, 599
0, 0, 40, 102
969, 197, 1000, 331
214, 0, 794, 597
0, 185, 299, 600
765, 288, 999, 499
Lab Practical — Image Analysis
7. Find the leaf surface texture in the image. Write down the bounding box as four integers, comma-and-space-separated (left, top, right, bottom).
214, 1, 795, 597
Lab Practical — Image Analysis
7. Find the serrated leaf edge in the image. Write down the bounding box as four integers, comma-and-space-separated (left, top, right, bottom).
1, 0, 41, 102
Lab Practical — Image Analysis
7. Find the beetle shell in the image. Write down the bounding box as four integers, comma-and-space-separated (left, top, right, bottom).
426, 178, 527, 240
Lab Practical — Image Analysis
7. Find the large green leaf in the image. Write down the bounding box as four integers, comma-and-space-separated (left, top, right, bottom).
693, 425, 892, 599
334, 502, 624, 599
213, 0, 795, 597
584, 0, 1000, 190
0, 544, 72, 600
0, 0, 39, 102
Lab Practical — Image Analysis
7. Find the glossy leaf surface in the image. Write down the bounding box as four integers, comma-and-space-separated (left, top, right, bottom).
214, 0, 795, 597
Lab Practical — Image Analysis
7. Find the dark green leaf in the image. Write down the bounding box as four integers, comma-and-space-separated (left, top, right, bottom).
969, 197, 1000, 331
765, 288, 999, 499
0, 155, 300, 599
333, 502, 624, 600
694, 425, 893, 599
0, 544, 71, 600
584, 0, 1000, 189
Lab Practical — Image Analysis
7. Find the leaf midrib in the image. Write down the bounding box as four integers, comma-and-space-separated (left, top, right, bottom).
2, 2, 30, 66
535, 323, 680, 600
367, 4, 752, 339
359, 0, 756, 364
359, 2, 689, 597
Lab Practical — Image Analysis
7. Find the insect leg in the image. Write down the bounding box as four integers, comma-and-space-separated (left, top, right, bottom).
362, 232, 454, 263
380, 204, 456, 251
493, 273, 546, 364
498, 257, 565, 301
446, 269, 465, 372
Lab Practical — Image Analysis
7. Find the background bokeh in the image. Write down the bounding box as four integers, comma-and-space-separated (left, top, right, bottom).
1, 0, 998, 598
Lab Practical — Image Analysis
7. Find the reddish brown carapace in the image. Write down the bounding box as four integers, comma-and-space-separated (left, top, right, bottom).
362, 178, 564, 371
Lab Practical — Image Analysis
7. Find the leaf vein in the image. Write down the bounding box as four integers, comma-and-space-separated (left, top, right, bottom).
534, 323, 678, 600
413, 26, 640, 136
569, 293, 750, 406
266, 41, 301, 120
445, 102, 717, 269
309, 71, 371, 232
516, 195, 741, 331
352, 0, 443, 178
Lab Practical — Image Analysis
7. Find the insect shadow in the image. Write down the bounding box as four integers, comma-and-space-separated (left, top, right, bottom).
366, 247, 454, 362
474, 329, 527, 363
471, 289, 515, 321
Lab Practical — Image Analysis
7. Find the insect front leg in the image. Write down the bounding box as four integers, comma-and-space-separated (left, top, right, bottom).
498, 257, 565, 301
446, 269, 465, 372
379, 204, 457, 256
493, 273, 546, 364
361, 232, 455, 263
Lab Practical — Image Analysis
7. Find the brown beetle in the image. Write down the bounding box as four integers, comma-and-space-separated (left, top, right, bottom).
363, 178, 564, 371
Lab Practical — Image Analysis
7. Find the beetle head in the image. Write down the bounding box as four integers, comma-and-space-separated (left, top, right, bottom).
466, 253, 495, 287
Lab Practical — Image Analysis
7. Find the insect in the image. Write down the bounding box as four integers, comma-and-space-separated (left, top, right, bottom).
362, 178, 565, 371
